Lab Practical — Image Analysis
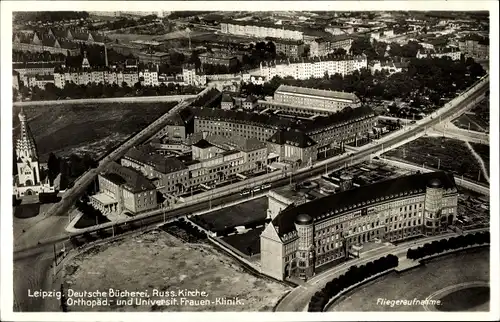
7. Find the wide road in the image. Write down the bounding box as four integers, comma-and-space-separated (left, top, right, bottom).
12, 77, 488, 311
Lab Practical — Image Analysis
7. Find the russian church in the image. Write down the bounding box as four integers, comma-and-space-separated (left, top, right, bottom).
13, 108, 54, 198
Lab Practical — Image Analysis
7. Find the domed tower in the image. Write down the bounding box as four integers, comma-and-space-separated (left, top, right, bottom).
294, 214, 315, 280
16, 107, 41, 188
424, 178, 444, 236
340, 174, 353, 192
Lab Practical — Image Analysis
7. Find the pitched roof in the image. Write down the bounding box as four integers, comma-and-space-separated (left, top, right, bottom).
275, 84, 359, 103
124, 146, 187, 174
272, 171, 457, 238
103, 162, 156, 193
221, 93, 233, 103
192, 139, 213, 149
267, 129, 316, 148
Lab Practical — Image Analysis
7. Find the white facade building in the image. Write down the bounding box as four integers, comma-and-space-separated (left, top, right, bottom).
258, 55, 367, 80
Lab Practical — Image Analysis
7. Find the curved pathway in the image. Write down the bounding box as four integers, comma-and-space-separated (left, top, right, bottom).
464, 140, 490, 183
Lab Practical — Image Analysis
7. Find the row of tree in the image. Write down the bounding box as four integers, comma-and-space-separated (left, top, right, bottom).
19, 81, 202, 101
406, 232, 490, 260
164, 218, 208, 243
308, 254, 399, 312
46, 152, 97, 190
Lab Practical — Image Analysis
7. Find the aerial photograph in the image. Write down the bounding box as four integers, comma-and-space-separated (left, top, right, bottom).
5, 4, 496, 319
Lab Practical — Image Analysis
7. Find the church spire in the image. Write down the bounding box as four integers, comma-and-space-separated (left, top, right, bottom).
17, 107, 38, 161
82, 50, 91, 69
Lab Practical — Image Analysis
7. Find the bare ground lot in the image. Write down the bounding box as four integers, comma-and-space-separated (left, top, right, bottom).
192, 197, 268, 233
64, 230, 290, 312
383, 137, 488, 184
329, 247, 489, 311
12, 102, 177, 161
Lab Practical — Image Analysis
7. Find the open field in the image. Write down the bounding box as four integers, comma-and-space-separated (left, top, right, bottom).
329, 247, 489, 311
383, 137, 488, 184
222, 227, 265, 256
191, 197, 268, 233
64, 230, 290, 312
12, 102, 177, 162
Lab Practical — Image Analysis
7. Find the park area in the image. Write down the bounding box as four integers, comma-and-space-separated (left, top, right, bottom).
190, 197, 268, 235
329, 247, 489, 311
64, 230, 290, 312
12, 101, 177, 161
383, 137, 489, 184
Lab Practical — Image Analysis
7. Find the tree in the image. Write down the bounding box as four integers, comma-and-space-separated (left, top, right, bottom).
47, 152, 60, 183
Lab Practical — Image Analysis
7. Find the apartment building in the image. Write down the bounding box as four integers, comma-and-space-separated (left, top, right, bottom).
309, 35, 354, 57
258, 55, 367, 80
220, 20, 304, 41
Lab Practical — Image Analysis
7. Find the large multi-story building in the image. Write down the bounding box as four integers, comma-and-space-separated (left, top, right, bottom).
122, 136, 268, 197
199, 53, 239, 67
139, 69, 159, 86
136, 51, 170, 65
416, 47, 461, 61
267, 129, 318, 166
266, 38, 305, 58
220, 20, 304, 41
12, 62, 58, 79
182, 64, 207, 86
54, 67, 139, 88
309, 35, 354, 57
14, 108, 54, 198
13, 32, 81, 56
193, 104, 376, 154
260, 171, 458, 280
91, 162, 158, 215
258, 55, 367, 80
26, 74, 55, 89
273, 85, 361, 113
458, 36, 489, 60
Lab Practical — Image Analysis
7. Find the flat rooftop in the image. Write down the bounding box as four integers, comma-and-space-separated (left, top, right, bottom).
91, 192, 117, 205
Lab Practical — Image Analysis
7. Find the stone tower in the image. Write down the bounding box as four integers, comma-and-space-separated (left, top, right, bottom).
294, 213, 315, 280
16, 108, 41, 188
424, 178, 444, 236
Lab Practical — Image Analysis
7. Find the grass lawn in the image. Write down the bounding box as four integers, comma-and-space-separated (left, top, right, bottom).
194, 197, 268, 232
383, 137, 488, 184
329, 247, 489, 311
64, 230, 290, 312
13, 203, 40, 219
452, 114, 485, 132
222, 227, 265, 256
12, 101, 177, 161
74, 211, 110, 229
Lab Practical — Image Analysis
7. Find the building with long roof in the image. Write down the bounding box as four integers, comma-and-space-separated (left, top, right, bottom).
260, 171, 458, 280
273, 85, 361, 114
